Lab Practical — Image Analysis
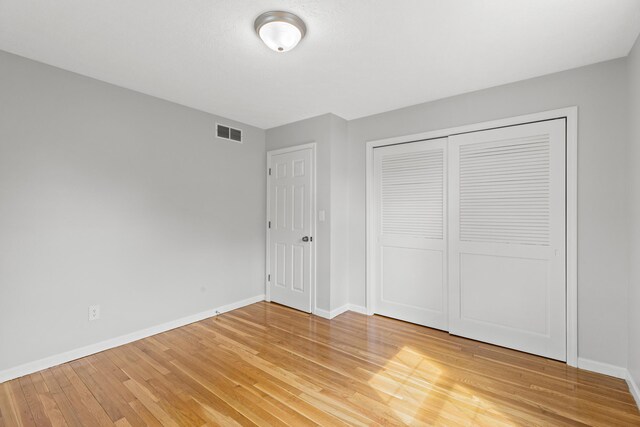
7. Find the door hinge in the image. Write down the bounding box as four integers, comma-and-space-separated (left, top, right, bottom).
268, 168, 271, 176
310, 236, 313, 242
268, 221, 271, 229
268, 274, 271, 282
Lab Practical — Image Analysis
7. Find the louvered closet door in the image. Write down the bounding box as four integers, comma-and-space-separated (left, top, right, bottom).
448, 119, 566, 361
373, 138, 448, 330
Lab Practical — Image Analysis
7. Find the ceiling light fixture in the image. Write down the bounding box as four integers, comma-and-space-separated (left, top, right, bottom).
254, 11, 306, 53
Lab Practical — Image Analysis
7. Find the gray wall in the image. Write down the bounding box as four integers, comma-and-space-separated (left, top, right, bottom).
0, 51, 266, 372
265, 114, 349, 313
347, 58, 630, 367
329, 115, 349, 311
628, 35, 640, 388
266, 115, 333, 311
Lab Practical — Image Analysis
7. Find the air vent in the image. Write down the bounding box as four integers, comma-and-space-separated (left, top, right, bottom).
216, 123, 242, 143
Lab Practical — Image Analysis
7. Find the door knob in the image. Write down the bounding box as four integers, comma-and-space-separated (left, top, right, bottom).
302, 236, 311, 242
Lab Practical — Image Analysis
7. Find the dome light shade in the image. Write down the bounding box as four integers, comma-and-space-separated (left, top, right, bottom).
254, 11, 306, 53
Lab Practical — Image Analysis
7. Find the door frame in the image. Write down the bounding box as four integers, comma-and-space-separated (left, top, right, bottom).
266, 142, 317, 314
365, 107, 578, 366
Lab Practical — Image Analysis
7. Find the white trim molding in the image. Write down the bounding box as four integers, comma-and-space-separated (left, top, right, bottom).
627, 371, 640, 409
314, 304, 349, 320
0, 294, 265, 384
313, 308, 331, 319
365, 107, 579, 366
577, 358, 627, 379
347, 304, 368, 315
314, 304, 367, 319
577, 359, 640, 409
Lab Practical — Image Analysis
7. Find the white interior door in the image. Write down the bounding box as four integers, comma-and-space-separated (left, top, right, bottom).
268, 147, 314, 313
372, 138, 448, 330
448, 119, 566, 361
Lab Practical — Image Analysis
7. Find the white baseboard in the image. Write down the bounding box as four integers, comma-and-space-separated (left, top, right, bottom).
347, 304, 368, 315
0, 294, 265, 384
314, 304, 369, 319
577, 357, 627, 379
331, 304, 350, 318
314, 305, 347, 319
628, 371, 640, 409
313, 308, 331, 319
577, 359, 639, 409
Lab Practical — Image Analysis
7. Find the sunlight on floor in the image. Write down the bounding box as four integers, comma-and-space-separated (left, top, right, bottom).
367, 346, 511, 425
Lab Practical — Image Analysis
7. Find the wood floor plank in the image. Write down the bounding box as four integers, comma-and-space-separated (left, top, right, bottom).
39, 369, 83, 427
71, 359, 146, 427
0, 383, 21, 427
126, 400, 163, 427
107, 348, 206, 427
1, 301, 639, 426
34, 389, 68, 427
18, 376, 52, 427
7, 381, 37, 427
55, 365, 113, 427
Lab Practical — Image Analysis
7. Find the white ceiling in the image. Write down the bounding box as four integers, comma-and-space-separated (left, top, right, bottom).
1, 1, 639, 129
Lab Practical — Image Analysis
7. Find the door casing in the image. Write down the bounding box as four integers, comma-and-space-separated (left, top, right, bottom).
365, 107, 578, 367
266, 142, 317, 314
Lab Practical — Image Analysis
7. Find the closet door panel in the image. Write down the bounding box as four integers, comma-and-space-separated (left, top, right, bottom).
373, 138, 448, 330
448, 119, 566, 361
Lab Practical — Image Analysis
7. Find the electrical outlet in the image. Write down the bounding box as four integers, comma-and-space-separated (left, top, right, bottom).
88, 305, 100, 321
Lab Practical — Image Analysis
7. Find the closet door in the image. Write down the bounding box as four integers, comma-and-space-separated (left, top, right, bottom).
372, 138, 448, 330
448, 119, 566, 360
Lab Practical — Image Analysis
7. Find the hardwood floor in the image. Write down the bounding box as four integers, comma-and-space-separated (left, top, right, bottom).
0, 302, 638, 426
